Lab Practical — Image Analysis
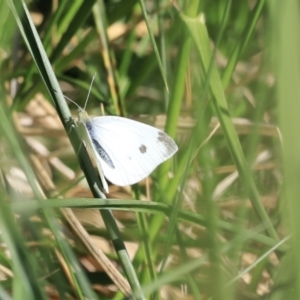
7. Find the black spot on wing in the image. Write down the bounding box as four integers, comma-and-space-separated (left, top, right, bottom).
139, 144, 147, 154
157, 131, 177, 157
92, 139, 115, 169
85, 120, 92, 131
84, 120, 115, 169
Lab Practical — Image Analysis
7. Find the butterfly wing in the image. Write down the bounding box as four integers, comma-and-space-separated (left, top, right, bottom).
86, 116, 178, 186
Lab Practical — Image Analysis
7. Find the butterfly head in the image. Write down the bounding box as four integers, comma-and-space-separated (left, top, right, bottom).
77, 109, 90, 123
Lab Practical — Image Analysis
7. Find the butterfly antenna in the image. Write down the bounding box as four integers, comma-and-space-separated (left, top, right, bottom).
53, 89, 82, 110
84, 73, 97, 111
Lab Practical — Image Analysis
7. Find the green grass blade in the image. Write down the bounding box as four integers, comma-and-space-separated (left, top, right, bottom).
271, 0, 300, 297
10, 197, 287, 253
0, 188, 47, 299
180, 12, 278, 241
50, 1, 96, 63
138, 0, 169, 93
221, 0, 266, 88
92, 0, 122, 114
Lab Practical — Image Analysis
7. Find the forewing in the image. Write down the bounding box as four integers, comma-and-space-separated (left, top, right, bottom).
88, 116, 178, 186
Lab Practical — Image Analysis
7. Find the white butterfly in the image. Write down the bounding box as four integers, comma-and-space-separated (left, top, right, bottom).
76, 110, 178, 193
70, 75, 177, 193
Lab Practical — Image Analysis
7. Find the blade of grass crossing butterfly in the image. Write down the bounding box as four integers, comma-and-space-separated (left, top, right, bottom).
76, 111, 109, 193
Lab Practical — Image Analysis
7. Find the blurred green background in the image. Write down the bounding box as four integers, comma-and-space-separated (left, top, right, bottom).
0, 0, 298, 299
